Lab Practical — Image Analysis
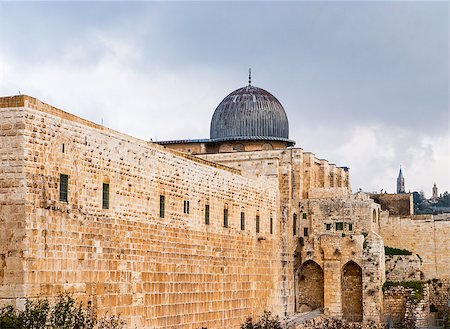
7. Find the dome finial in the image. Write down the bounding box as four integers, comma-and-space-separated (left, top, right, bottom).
248, 68, 252, 86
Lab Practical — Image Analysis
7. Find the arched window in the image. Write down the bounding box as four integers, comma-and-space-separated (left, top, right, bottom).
262, 143, 273, 150
233, 143, 245, 152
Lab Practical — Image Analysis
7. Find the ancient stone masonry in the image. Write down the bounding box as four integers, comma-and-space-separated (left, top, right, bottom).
385, 255, 422, 282
383, 282, 448, 328
4, 84, 441, 328
0, 104, 27, 300
201, 151, 384, 324
379, 213, 450, 280
0, 95, 281, 328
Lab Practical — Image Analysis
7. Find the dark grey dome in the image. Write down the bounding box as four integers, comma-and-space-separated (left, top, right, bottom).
210, 85, 294, 145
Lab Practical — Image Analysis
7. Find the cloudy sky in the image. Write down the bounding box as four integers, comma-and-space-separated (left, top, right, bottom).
0, 1, 448, 195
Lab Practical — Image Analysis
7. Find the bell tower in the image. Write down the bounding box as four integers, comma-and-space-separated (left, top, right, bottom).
397, 167, 405, 194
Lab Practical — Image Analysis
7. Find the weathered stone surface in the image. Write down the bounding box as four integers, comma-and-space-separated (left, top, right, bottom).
379, 213, 450, 280
0, 96, 282, 328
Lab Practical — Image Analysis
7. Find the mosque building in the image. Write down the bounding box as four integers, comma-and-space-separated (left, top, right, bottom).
0, 74, 448, 328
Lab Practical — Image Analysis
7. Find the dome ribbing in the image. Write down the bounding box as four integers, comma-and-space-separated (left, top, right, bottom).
210, 85, 292, 144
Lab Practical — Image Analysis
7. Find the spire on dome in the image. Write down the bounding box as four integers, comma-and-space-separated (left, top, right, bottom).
248, 68, 252, 86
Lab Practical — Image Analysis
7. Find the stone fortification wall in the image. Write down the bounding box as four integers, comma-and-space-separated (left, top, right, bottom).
379, 214, 450, 279
385, 255, 422, 281
200, 147, 352, 318
0, 96, 282, 329
200, 148, 351, 199
428, 279, 450, 314
0, 106, 27, 300
297, 194, 384, 323
383, 283, 443, 328
370, 194, 413, 216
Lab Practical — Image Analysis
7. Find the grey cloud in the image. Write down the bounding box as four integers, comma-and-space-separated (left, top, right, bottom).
0, 1, 447, 193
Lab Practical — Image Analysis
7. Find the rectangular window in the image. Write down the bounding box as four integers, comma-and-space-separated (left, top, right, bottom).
326, 223, 332, 231
159, 195, 165, 218
270, 217, 273, 234
183, 200, 190, 214
256, 215, 260, 233
223, 208, 228, 228
59, 174, 69, 202
293, 214, 297, 236
304, 227, 309, 237
240, 212, 245, 230
302, 213, 307, 220
336, 222, 344, 230
348, 223, 353, 231
205, 204, 210, 225
102, 183, 109, 209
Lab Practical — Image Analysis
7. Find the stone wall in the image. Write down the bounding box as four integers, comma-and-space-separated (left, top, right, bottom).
379, 214, 450, 279
383, 286, 408, 326
201, 149, 383, 324
428, 279, 450, 314
385, 255, 422, 281
370, 194, 413, 216
0, 105, 27, 301
383, 282, 445, 328
0, 95, 283, 329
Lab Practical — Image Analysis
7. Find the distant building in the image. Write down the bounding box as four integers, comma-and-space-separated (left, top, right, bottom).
397, 167, 405, 194
432, 183, 438, 201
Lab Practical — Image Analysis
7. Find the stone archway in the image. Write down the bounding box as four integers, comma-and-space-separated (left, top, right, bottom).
296, 260, 324, 313
342, 261, 363, 322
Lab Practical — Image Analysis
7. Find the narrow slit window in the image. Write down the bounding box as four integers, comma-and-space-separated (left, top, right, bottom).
183, 200, 190, 214
159, 195, 165, 218
293, 214, 297, 236
348, 223, 353, 231
205, 204, 210, 225
240, 212, 245, 230
256, 215, 260, 233
102, 183, 109, 209
62, 143, 65, 153
326, 223, 332, 231
270, 217, 273, 234
223, 208, 228, 228
304, 227, 309, 237
59, 174, 69, 202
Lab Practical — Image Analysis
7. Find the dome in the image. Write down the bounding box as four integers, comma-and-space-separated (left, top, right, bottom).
210, 85, 294, 145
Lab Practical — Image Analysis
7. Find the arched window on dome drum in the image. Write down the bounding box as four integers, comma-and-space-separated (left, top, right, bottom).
262, 143, 273, 150
233, 143, 245, 152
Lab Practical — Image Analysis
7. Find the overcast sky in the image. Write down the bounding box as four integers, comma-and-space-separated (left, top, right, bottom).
0, 1, 448, 195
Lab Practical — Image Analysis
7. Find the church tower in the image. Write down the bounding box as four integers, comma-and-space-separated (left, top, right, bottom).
397, 167, 405, 194
432, 183, 438, 201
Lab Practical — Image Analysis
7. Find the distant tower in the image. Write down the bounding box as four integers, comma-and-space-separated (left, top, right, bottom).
397, 167, 405, 194
432, 183, 438, 200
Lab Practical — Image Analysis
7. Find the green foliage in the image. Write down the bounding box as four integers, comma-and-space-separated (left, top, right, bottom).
443, 311, 450, 328
49, 293, 96, 329
0, 294, 99, 329
385, 246, 413, 255
240, 311, 282, 329
0, 305, 21, 329
98, 314, 126, 329
383, 281, 425, 302
19, 299, 50, 329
